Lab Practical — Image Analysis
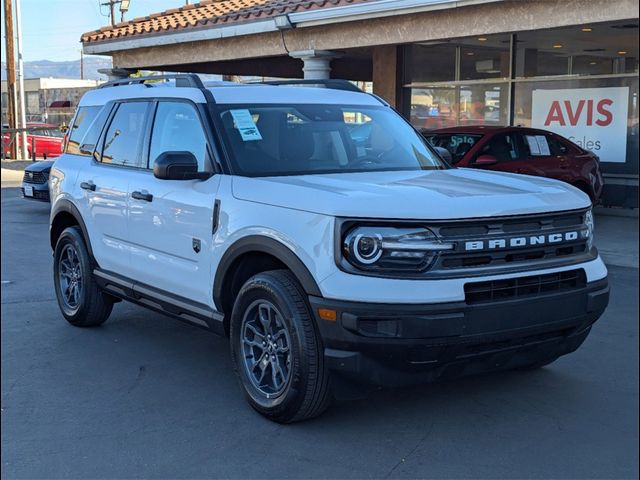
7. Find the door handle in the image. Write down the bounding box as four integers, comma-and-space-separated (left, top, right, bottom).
131, 190, 153, 202
80, 181, 96, 191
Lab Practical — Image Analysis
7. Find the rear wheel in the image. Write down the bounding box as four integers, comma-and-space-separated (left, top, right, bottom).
230, 270, 331, 423
53, 226, 113, 327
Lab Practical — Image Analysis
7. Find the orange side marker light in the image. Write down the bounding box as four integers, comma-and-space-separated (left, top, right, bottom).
318, 308, 337, 322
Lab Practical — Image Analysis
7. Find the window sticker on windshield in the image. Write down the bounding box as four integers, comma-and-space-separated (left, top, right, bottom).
230, 109, 262, 141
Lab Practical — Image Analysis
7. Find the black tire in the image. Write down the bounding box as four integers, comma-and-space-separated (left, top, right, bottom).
53, 226, 113, 327
230, 270, 331, 423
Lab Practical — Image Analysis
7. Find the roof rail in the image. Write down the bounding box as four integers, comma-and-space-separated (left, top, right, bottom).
259, 79, 362, 93
98, 73, 205, 89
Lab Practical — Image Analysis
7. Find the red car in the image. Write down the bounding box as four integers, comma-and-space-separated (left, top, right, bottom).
2, 122, 64, 159
424, 126, 604, 202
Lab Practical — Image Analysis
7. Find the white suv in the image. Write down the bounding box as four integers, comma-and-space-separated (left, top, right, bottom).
49, 75, 609, 423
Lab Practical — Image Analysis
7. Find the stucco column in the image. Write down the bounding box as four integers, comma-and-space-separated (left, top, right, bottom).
289, 50, 341, 80
372, 45, 398, 109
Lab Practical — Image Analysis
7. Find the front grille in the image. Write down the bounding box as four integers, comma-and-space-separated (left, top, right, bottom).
464, 269, 586, 304
23, 171, 47, 184
430, 210, 590, 274
440, 243, 587, 269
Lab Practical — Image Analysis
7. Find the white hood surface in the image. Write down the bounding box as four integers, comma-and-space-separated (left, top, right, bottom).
232, 168, 591, 220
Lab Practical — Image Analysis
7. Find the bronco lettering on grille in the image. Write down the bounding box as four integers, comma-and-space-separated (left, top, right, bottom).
464, 231, 581, 251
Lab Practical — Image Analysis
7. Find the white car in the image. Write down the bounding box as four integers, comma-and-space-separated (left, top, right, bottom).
49, 75, 609, 423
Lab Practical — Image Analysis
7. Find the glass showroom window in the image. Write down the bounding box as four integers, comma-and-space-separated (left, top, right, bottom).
404, 35, 511, 132
513, 21, 639, 178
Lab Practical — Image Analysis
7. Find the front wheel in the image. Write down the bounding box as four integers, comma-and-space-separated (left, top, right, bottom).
53, 226, 113, 327
230, 270, 331, 423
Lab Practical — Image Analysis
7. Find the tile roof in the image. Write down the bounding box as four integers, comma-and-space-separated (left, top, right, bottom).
81, 0, 373, 44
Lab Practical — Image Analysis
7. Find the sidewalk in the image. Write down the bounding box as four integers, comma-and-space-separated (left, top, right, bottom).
1, 159, 32, 185
593, 212, 639, 269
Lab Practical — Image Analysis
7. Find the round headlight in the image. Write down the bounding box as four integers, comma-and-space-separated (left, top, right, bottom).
352, 233, 383, 264
342, 226, 453, 273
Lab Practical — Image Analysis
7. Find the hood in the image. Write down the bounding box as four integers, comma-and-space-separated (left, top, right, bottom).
24, 160, 54, 173
232, 169, 591, 220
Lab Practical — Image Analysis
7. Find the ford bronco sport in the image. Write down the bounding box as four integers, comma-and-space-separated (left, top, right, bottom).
49, 75, 609, 423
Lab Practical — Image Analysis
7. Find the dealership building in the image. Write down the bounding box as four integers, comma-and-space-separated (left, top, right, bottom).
81, 0, 639, 208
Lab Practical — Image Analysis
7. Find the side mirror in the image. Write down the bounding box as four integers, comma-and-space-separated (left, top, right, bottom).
153, 151, 211, 180
433, 146, 452, 164
474, 154, 498, 166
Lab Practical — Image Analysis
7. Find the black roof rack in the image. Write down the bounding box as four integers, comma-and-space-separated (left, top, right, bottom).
259, 79, 362, 93
98, 73, 205, 89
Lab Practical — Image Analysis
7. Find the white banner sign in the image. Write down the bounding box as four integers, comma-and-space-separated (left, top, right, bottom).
531, 87, 629, 163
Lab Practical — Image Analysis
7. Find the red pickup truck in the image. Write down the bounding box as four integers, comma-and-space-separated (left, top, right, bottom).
2, 122, 64, 159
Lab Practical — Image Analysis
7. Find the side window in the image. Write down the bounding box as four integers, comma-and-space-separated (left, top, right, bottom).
149, 102, 208, 171
101, 102, 150, 168
546, 135, 569, 156
79, 105, 111, 156
66, 106, 101, 155
520, 133, 566, 157
49, 129, 64, 138
479, 133, 519, 162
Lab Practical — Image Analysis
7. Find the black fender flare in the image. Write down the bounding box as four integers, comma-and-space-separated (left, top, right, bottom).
50, 199, 94, 260
213, 235, 322, 309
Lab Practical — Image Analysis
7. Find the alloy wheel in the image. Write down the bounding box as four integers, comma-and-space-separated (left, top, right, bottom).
241, 300, 292, 398
58, 244, 83, 311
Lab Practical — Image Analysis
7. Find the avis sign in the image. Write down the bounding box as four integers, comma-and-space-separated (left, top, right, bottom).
532, 87, 629, 163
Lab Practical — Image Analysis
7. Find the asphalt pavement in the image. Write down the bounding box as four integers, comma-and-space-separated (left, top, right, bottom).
1, 185, 638, 479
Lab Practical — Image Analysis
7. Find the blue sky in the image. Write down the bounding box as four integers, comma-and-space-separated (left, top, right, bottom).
2, 0, 186, 62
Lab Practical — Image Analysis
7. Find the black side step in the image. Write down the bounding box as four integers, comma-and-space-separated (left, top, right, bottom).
93, 269, 225, 335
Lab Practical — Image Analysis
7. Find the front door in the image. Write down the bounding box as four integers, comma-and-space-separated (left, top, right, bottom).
126, 100, 220, 306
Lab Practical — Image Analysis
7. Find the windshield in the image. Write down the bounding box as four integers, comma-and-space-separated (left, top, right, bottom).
425, 133, 483, 164
216, 104, 447, 176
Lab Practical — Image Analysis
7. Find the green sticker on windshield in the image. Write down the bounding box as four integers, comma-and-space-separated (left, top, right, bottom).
230, 109, 262, 142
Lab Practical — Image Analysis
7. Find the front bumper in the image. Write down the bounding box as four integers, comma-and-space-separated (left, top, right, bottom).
21, 182, 50, 202
310, 275, 609, 386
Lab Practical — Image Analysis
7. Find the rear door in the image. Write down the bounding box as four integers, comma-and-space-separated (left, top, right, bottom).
516, 130, 572, 182
76, 100, 152, 278
125, 100, 220, 306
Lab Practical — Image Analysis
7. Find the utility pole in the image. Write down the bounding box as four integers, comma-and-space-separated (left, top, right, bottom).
80, 49, 84, 80
101, 0, 130, 26
3, 0, 17, 159
15, 0, 28, 161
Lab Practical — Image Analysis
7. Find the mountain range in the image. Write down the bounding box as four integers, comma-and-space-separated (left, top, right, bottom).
1, 57, 113, 81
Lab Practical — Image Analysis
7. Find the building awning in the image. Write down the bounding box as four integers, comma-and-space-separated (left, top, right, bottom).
81, 0, 372, 45
49, 100, 71, 108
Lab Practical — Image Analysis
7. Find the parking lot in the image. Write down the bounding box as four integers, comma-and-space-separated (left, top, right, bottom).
1, 181, 638, 479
